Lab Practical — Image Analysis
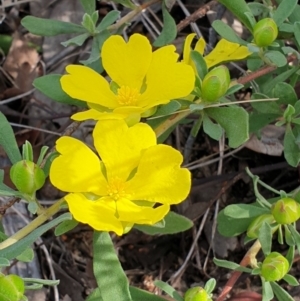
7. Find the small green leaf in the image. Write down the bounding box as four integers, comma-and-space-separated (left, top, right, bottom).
258, 222, 272, 256
248, 3, 269, 16
93, 231, 132, 301
294, 22, 300, 48
283, 124, 300, 167
204, 278, 216, 294
96, 11, 120, 32
33, 74, 87, 107
21, 16, 86, 36
16, 248, 34, 263
212, 20, 247, 45
23, 278, 59, 286
223, 204, 269, 219
283, 274, 299, 286
0, 274, 25, 301
61, 33, 90, 47
154, 280, 183, 301
153, 2, 177, 47
213, 258, 252, 273
225, 84, 244, 96
82, 13, 95, 33
261, 280, 274, 301
135, 212, 193, 235
79, 0, 95, 15
205, 106, 249, 148
264, 51, 287, 67
55, 218, 78, 236
0, 112, 22, 164
0, 257, 10, 267
203, 113, 222, 141
190, 50, 207, 80
283, 105, 295, 122
130, 286, 168, 301
153, 101, 181, 117
285, 246, 295, 268
272, 82, 298, 106
111, 0, 136, 9
273, 0, 297, 26
287, 224, 300, 253
270, 281, 294, 301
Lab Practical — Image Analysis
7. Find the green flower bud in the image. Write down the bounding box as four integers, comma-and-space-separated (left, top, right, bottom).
184, 287, 212, 301
10, 160, 45, 195
271, 198, 300, 225
247, 214, 278, 239
253, 18, 278, 47
201, 66, 230, 102
261, 252, 289, 282
0, 274, 25, 301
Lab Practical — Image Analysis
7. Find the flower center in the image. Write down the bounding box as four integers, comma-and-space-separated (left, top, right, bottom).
107, 177, 130, 201
116, 86, 140, 106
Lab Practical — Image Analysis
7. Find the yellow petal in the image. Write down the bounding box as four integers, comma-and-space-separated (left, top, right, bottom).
102, 34, 152, 89
126, 145, 191, 204
93, 120, 156, 181
205, 39, 252, 69
138, 45, 194, 107
65, 193, 124, 235
194, 37, 206, 55
61, 65, 118, 108
50, 137, 107, 194
183, 33, 197, 64
71, 109, 125, 121
117, 198, 169, 225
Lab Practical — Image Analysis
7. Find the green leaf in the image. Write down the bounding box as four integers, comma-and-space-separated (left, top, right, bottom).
283, 124, 300, 167
154, 280, 183, 301
273, 0, 297, 26
0, 213, 71, 260
153, 100, 181, 117
82, 13, 95, 33
93, 231, 132, 301
23, 278, 59, 286
79, 0, 95, 15
248, 3, 269, 16
0, 112, 22, 164
96, 11, 120, 32
287, 224, 300, 253
21, 16, 87, 36
264, 51, 287, 67
270, 281, 294, 301
262, 280, 274, 301
251, 94, 281, 115
283, 274, 299, 286
112, 0, 136, 9
203, 113, 222, 141
16, 247, 34, 263
0, 274, 25, 301
0, 257, 10, 267
205, 106, 249, 148
213, 258, 252, 273
294, 22, 300, 48
130, 286, 173, 301
225, 84, 244, 96
33, 74, 87, 107
272, 82, 298, 106
86, 288, 103, 301
190, 50, 207, 80
217, 209, 255, 237
212, 20, 247, 45
258, 222, 272, 256
285, 246, 295, 268
223, 204, 269, 219
135, 212, 193, 235
54, 218, 78, 236
61, 33, 90, 47
204, 278, 216, 294
217, 0, 255, 31
153, 2, 177, 47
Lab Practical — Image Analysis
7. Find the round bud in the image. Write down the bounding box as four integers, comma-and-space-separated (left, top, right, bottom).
261, 252, 289, 282
247, 214, 278, 239
0, 274, 25, 301
10, 160, 45, 195
184, 287, 212, 301
271, 198, 300, 225
201, 66, 230, 102
253, 18, 278, 47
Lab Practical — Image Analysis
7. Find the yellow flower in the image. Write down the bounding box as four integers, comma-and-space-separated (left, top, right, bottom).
49, 119, 191, 235
183, 33, 252, 70
60, 34, 195, 123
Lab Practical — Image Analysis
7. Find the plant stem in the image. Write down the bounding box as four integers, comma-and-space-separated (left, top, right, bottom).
0, 198, 65, 250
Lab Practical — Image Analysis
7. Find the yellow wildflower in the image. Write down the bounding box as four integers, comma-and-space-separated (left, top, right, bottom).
60, 34, 195, 123
183, 33, 252, 70
49, 119, 191, 235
